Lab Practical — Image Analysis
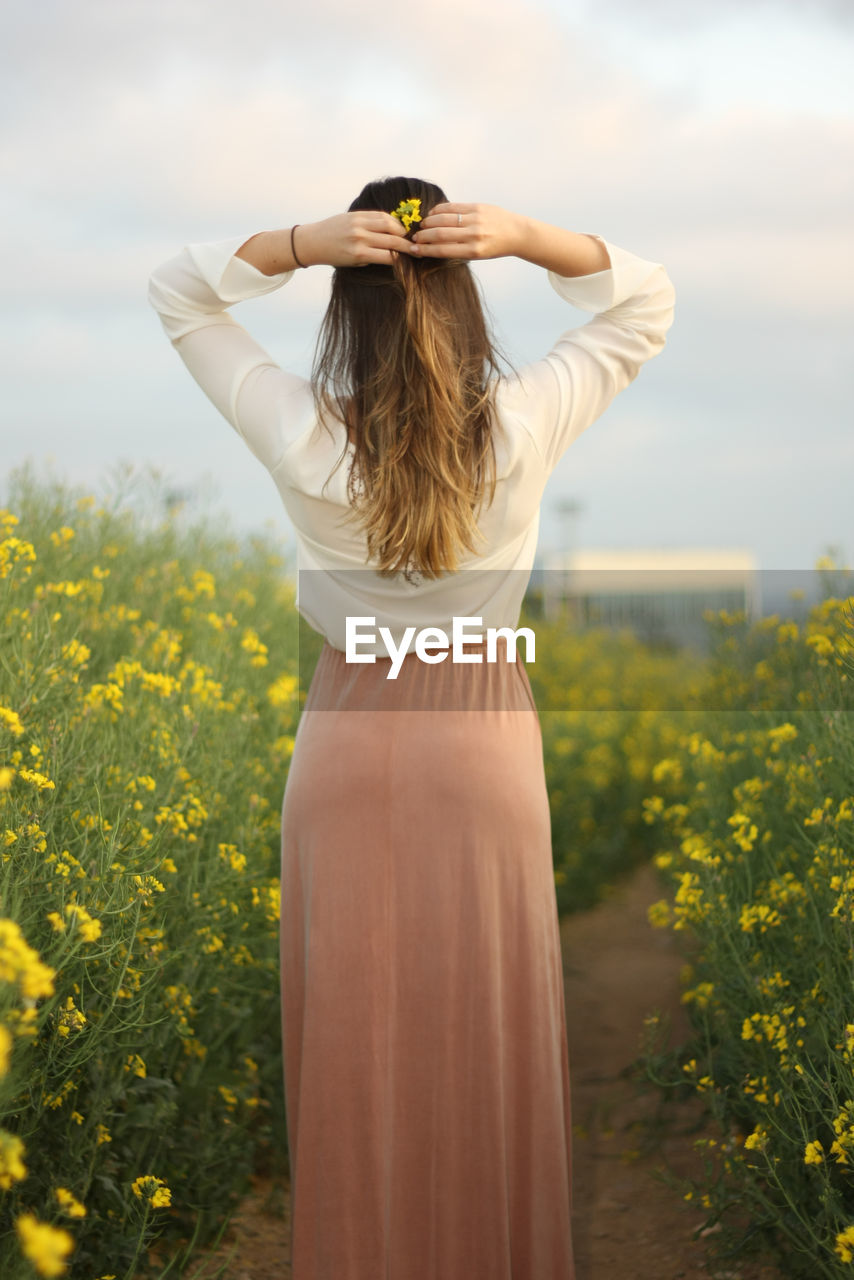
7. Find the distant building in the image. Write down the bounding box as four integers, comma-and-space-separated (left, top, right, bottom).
527, 548, 760, 653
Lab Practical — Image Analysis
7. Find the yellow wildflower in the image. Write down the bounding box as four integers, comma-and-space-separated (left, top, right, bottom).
836, 1225, 854, 1264
0, 1130, 28, 1188
0, 919, 56, 998
766, 722, 798, 749
15, 1212, 75, 1277
17, 767, 55, 792
56, 997, 87, 1037
0, 1025, 13, 1075
267, 672, 298, 706
390, 197, 422, 231
0, 537, 37, 579
64, 903, 102, 943
125, 1053, 146, 1078
743, 1123, 769, 1152
0, 706, 25, 737
646, 899, 671, 928
53, 1186, 87, 1218
131, 1174, 172, 1208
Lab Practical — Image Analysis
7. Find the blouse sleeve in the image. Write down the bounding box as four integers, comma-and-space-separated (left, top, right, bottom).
496, 236, 676, 474
147, 236, 314, 475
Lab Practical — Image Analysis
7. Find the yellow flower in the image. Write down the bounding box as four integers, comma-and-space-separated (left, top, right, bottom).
804, 1139, 824, 1165
0, 1025, 13, 1075
0, 1130, 28, 1188
56, 997, 87, 1037
17, 767, 55, 792
0, 919, 56, 998
390, 197, 422, 231
267, 672, 298, 707
48, 526, 75, 548
53, 1186, 87, 1218
0, 705, 25, 737
15, 1212, 75, 1277
131, 1174, 172, 1208
743, 1124, 769, 1152
836, 1224, 854, 1264
766, 722, 798, 749
64, 903, 102, 943
0, 766, 14, 790
646, 899, 671, 928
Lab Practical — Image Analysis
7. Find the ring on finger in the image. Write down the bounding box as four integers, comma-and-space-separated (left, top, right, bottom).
457, 213, 462, 226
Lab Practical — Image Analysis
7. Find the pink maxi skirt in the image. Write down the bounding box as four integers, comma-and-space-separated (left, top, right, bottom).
279, 636, 576, 1279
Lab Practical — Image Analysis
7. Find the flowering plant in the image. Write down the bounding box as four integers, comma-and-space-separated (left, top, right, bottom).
389, 197, 422, 232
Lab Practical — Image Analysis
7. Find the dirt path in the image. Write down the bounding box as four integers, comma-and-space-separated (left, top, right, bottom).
171, 860, 783, 1280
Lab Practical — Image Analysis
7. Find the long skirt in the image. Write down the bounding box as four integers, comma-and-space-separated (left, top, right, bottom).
279, 636, 576, 1279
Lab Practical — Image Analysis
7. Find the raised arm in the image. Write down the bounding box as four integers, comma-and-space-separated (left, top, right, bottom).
234, 212, 421, 275
413, 202, 676, 474
147, 215, 421, 473
148, 237, 311, 474
412, 203, 612, 276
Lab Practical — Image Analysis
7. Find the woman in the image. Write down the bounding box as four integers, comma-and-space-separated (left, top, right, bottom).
148, 174, 675, 1280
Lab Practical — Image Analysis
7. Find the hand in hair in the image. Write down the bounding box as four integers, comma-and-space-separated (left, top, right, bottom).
235, 212, 421, 275
412, 203, 524, 262
413, 203, 611, 278
295, 212, 422, 269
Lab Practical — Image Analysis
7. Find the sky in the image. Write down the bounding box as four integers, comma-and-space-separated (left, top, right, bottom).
1, 0, 852, 572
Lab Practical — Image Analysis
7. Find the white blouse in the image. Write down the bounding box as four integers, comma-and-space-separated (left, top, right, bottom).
147, 235, 675, 656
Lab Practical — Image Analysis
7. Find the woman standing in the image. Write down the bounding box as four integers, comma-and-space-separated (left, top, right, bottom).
148, 175, 675, 1280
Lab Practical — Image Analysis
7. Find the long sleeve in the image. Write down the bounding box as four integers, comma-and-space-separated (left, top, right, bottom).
147, 236, 315, 475
496, 237, 676, 475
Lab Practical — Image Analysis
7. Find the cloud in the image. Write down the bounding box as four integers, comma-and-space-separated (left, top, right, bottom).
580, 0, 854, 29
2, 0, 851, 572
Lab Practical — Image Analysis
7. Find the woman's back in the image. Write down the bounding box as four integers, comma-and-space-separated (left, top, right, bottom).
147, 178, 674, 1280
147, 188, 673, 654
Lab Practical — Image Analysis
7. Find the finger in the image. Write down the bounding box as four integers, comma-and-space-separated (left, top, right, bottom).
423, 202, 475, 217
412, 242, 469, 260
411, 225, 470, 244
352, 241, 419, 265
420, 204, 476, 227
417, 215, 463, 234
359, 211, 411, 237
349, 231, 420, 261
375, 232, 419, 254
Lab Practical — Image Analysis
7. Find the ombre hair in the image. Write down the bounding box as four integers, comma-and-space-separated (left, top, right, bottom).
312, 175, 505, 582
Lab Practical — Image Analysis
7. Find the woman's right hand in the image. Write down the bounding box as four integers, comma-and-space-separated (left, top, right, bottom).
413, 204, 611, 278
411, 203, 526, 262
296, 212, 421, 268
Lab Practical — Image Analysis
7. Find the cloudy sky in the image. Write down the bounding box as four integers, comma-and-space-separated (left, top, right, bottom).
1, 0, 851, 571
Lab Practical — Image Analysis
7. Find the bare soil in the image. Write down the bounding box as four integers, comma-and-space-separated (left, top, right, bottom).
159, 860, 783, 1280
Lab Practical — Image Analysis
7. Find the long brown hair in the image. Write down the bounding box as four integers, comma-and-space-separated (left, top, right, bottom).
312, 176, 505, 582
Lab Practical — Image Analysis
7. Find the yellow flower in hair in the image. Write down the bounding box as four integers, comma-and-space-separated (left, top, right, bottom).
390, 197, 422, 231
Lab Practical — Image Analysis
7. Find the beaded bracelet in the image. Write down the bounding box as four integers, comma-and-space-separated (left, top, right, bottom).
290, 225, 307, 269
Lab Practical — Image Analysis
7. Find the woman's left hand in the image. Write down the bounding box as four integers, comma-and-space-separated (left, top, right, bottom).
296, 212, 421, 268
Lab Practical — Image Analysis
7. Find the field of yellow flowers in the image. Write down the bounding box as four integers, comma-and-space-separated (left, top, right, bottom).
1, 468, 300, 1278
636, 579, 854, 1277
3, 462, 853, 1279
523, 610, 706, 916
